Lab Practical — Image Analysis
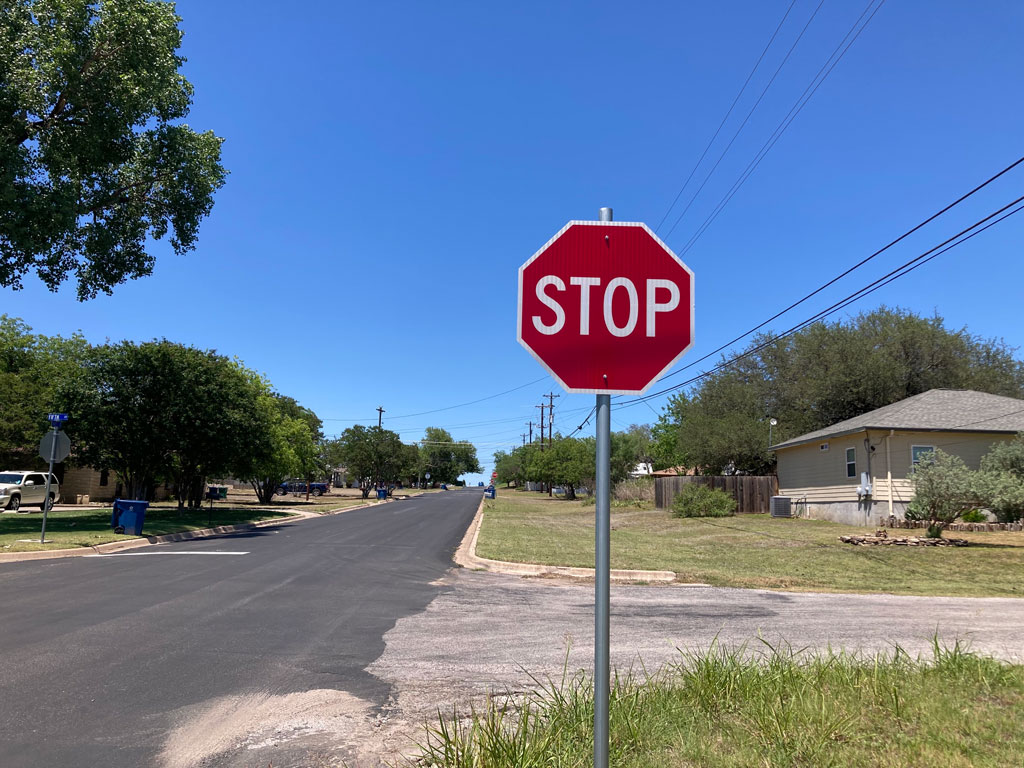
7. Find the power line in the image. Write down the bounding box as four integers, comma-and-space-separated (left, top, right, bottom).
655, 0, 799, 233
654, 153, 1024, 386
618, 194, 1024, 409
676, 0, 887, 256
662, 0, 828, 240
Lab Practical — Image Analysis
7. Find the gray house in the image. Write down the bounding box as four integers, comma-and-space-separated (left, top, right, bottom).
771, 389, 1024, 525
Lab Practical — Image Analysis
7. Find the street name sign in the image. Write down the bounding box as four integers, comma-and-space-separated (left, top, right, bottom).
517, 220, 694, 394
48, 413, 69, 425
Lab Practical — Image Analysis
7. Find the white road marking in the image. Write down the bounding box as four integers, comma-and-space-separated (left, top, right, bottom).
86, 551, 249, 557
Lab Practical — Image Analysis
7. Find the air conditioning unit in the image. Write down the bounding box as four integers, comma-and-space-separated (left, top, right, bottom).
770, 496, 792, 518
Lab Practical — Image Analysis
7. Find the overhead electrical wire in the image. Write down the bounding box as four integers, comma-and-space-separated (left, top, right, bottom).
617, 194, 1024, 409
662, 0, 828, 240
676, 0, 887, 256
652, 154, 1024, 386
655, 0, 800, 234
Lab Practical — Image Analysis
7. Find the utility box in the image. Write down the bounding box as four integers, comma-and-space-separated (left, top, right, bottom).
770, 496, 792, 518
111, 499, 150, 535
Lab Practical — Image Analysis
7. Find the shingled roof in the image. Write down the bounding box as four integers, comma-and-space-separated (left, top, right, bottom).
771, 389, 1024, 450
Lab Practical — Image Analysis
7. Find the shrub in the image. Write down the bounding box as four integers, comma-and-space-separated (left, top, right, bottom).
907, 451, 982, 537
961, 509, 988, 523
671, 483, 736, 518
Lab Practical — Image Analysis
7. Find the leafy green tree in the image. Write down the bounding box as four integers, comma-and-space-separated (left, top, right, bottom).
906, 450, 983, 537
57, 339, 282, 503
0, 315, 89, 465
334, 425, 408, 498
234, 392, 321, 504
59, 341, 181, 499
546, 437, 594, 500
1, 0, 226, 299
661, 307, 1024, 474
160, 350, 266, 510
419, 426, 481, 484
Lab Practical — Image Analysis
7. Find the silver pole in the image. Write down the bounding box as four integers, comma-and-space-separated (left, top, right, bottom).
40, 424, 57, 543
594, 205, 612, 768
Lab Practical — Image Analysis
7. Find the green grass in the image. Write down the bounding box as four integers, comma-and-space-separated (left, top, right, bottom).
0, 506, 297, 552
475, 490, 1024, 597
415, 642, 1024, 768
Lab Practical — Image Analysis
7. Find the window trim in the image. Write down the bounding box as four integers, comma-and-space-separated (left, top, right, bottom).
845, 447, 857, 479
911, 444, 936, 467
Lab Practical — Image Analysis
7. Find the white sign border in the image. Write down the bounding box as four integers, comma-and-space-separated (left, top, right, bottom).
517, 220, 695, 396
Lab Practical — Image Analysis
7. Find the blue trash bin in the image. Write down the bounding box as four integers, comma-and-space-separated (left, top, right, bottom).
485, 486, 496, 499
111, 499, 150, 536
375, 488, 387, 500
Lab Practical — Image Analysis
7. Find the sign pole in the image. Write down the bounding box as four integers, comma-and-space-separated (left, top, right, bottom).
594, 206, 613, 768
40, 423, 58, 543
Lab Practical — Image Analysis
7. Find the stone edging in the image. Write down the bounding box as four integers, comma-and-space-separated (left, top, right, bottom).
0, 497, 393, 564
453, 494, 683, 584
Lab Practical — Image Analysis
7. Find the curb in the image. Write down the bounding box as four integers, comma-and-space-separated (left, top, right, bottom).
453, 495, 683, 584
0, 497, 394, 564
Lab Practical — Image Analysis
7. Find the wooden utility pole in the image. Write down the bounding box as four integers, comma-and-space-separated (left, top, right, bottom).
376, 406, 385, 428
526, 421, 533, 444
545, 392, 560, 447
536, 404, 546, 449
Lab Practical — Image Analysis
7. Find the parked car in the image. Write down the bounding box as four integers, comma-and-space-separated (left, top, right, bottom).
0, 471, 59, 512
275, 479, 329, 497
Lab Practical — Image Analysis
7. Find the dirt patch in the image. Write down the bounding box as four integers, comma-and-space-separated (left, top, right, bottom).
159, 688, 419, 768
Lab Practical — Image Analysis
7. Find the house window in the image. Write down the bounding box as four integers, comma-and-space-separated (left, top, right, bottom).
911, 445, 936, 467
846, 447, 857, 478
99, 470, 109, 487
819, 442, 829, 452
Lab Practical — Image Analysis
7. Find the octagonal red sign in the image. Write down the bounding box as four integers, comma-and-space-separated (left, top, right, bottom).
517, 220, 694, 395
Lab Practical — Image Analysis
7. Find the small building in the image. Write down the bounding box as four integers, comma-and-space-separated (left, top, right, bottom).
771, 389, 1024, 526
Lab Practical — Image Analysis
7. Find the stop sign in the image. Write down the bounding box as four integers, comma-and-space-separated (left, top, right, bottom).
517, 220, 694, 394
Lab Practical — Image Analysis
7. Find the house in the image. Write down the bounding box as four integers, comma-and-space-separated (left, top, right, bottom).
770, 389, 1024, 526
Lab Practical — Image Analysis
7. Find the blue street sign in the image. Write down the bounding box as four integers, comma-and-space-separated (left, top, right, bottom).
47, 413, 69, 424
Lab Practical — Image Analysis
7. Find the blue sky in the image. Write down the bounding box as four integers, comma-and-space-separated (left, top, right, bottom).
4, 0, 1023, 484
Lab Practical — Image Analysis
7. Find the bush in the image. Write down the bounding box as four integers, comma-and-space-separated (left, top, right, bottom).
907, 451, 981, 537
671, 483, 736, 518
961, 509, 988, 523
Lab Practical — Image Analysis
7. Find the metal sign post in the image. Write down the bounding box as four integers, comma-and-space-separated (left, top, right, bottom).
516, 205, 694, 768
39, 413, 69, 543
593, 206, 613, 768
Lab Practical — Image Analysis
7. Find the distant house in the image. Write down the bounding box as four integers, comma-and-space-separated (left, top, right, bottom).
771, 389, 1024, 525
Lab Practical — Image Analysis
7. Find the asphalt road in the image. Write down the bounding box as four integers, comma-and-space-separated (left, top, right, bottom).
3, 491, 1024, 768
0, 490, 482, 768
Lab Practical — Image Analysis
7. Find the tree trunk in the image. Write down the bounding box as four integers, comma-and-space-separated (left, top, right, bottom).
565, 484, 576, 501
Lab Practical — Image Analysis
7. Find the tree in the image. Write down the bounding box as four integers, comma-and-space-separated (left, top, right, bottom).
334, 425, 408, 498
906, 451, 982, 537
546, 437, 593, 500
0, 315, 89, 466
1, 0, 226, 299
660, 308, 1024, 474
418, 427, 481, 485
57, 339, 280, 503
235, 393, 321, 504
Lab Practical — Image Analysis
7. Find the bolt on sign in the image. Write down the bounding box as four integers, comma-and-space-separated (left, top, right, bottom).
517, 221, 694, 394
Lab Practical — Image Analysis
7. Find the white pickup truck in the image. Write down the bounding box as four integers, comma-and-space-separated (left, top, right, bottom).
0, 471, 59, 512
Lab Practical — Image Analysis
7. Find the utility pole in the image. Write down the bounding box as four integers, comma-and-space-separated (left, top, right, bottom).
545, 392, 560, 447
376, 406, 385, 428
526, 420, 533, 444
521, 433, 527, 447
536, 404, 546, 449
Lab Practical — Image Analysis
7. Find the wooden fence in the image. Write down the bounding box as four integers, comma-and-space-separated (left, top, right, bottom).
655, 475, 779, 514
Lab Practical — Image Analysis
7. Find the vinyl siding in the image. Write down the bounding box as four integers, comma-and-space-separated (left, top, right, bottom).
777, 429, 1014, 503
